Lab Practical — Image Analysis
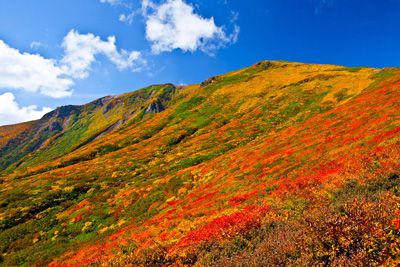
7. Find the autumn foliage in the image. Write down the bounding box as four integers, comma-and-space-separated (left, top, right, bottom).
0, 61, 399, 266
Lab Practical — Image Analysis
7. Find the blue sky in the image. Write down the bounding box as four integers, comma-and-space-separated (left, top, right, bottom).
0, 0, 399, 125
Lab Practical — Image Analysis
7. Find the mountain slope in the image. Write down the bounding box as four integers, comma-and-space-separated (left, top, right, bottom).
0, 84, 176, 172
0, 122, 34, 150
0, 61, 399, 266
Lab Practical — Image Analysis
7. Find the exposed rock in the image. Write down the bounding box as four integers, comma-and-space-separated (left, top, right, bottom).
145, 99, 166, 114
103, 100, 117, 114
201, 76, 217, 87
49, 121, 63, 132
42, 105, 81, 120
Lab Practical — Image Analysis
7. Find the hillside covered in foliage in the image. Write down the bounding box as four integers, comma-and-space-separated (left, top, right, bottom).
0, 61, 399, 266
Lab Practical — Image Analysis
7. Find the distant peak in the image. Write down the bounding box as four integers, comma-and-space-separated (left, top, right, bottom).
41, 105, 82, 120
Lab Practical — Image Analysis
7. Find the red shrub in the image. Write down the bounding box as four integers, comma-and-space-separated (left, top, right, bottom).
176, 205, 269, 250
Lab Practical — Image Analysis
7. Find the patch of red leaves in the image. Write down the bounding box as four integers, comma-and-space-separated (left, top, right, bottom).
175, 205, 269, 250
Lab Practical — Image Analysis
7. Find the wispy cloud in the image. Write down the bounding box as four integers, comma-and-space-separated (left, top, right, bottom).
0, 31, 144, 98
142, 0, 239, 55
0, 40, 74, 98
29, 41, 45, 50
119, 9, 140, 24
102, 0, 240, 55
0, 30, 145, 125
61, 30, 145, 79
99, 0, 120, 5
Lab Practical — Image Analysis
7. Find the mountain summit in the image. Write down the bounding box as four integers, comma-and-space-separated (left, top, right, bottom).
0, 61, 399, 266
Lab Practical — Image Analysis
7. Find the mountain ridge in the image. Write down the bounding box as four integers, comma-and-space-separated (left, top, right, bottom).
0, 60, 399, 266
0, 83, 177, 172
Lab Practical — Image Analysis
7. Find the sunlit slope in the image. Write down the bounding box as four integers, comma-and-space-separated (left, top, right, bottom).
0, 121, 34, 150
0, 61, 399, 266
0, 84, 176, 172
5, 62, 377, 177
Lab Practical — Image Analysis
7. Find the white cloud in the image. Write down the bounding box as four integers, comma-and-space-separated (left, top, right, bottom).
30, 41, 44, 50
0, 30, 144, 101
142, 0, 239, 55
0, 30, 145, 125
100, 0, 120, 5
0, 40, 74, 98
61, 30, 144, 79
119, 11, 139, 24
0, 92, 52, 126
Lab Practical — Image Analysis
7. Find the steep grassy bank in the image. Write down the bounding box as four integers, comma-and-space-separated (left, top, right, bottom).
0, 61, 399, 266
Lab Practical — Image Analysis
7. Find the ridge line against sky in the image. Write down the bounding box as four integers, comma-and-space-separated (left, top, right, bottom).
0, 0, 399, 126
0, 0, 239, 126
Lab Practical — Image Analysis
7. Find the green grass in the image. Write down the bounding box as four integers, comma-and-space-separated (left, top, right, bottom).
332, 66, 363, 72
170, 153, 218, 171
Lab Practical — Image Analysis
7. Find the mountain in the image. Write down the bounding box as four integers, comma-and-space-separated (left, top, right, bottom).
0, 84, 177, 172
0, 61, 399, 266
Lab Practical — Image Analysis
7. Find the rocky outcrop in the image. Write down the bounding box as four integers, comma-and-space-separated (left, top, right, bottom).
145, 99, 166, 114
201, 76, 217, 87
